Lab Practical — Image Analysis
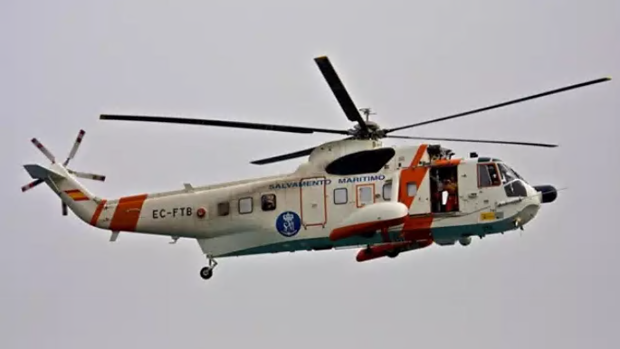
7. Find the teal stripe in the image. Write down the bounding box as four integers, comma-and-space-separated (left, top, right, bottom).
219, 213, 519, 257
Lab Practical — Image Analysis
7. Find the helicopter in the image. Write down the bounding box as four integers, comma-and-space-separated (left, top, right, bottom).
21, 56, 610, 280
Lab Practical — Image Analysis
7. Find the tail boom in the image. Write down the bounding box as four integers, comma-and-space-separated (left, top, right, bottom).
24, 163, 104, 223
22, 130, 202, 241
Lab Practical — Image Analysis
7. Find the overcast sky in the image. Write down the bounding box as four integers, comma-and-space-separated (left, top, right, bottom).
2, 1, 619, 348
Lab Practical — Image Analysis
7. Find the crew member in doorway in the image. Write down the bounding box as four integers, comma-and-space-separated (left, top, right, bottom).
443, 177, 459, 212
431, 173, 444, 212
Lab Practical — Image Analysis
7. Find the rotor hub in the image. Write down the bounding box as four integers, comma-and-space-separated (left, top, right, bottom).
350, 121, 384, 139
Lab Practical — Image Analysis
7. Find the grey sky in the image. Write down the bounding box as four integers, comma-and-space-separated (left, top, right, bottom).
2, 0, 619, 348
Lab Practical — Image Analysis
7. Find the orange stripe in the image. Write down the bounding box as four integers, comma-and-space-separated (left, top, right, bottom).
399, 144, 435, 241
329, 216, 407, 241
90, 199, 107, 226
109, 194, 148, 232
432, 159, 462, 167
398, 144, 428, 207
401, 215, 434, 241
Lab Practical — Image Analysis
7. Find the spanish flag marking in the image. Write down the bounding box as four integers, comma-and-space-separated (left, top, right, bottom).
64, 189, 89, 201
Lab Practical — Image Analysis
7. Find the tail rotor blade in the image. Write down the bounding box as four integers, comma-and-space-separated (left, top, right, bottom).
21, 178, 44, 192
31, 138, 56, 163
64, 129, 85, 166
68, 169, 106, 181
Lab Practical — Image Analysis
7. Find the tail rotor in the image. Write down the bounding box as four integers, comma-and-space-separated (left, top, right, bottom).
20, 137, 57, 193
21, 129, 107, 216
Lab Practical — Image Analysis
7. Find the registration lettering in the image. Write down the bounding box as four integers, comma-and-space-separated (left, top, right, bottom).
152, 207, 193, 219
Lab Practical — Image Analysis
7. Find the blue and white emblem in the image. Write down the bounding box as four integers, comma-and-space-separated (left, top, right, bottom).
276, 211, 301, 237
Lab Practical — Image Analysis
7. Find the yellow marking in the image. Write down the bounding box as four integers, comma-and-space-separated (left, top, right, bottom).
480, 212, 496, 221
65, 189, 88, 201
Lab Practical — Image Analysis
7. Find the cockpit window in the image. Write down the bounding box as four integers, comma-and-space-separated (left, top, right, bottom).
497, 163, 528, 197
498, 163, 525, 183
498, 163, 514, 183
511, 167, 525, 181
505, 180, 528, 197
478, 163, 501, 187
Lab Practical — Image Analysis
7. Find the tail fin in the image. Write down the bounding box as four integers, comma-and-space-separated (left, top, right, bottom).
21, 130, 107, 224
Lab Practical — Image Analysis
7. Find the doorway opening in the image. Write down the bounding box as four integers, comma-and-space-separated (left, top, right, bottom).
429, 165, 459, 213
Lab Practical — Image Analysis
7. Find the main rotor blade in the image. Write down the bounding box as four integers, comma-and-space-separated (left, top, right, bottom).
384, 77, 612, 133
385, 135, 558, 147
314, 56, 368, 132
100, 115, 351, 136
250, 146, 317, 165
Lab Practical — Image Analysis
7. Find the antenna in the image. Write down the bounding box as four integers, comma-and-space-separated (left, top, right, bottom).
359, 108, 376, 122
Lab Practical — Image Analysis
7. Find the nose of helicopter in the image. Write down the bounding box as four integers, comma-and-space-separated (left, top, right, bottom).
533, 185, 558, 204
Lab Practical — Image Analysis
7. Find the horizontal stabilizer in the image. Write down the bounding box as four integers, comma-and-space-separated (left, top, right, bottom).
23, 164, 65, 181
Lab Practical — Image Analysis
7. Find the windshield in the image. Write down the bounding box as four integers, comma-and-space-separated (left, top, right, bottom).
498, 163, 526, 183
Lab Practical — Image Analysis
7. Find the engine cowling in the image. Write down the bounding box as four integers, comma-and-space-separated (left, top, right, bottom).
330, 201, 409, 241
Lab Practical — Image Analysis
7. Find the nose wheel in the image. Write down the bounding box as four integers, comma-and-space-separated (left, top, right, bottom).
200, 255, 218, 280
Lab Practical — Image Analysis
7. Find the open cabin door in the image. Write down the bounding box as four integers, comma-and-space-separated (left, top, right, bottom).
428, 162, 461, 213
397, 166, 432, 215
300, 176, 327, 227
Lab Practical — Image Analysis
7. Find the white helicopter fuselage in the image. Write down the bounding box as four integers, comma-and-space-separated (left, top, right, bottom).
30, 139, 551, 262
20, 54, 604, 278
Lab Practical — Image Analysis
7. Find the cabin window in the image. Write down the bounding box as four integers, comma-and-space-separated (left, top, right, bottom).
382, 182, 392, 200
478, 163, 501, 187
407, 182, 418, 196
217, 202, 230, 216
334, 188, 348, 205
261, 194, 276, 211
357, 185, 374, 206
238, 197, 253, 214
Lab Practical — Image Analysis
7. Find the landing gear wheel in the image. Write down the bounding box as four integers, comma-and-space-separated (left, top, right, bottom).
386, 250, 400, 258
200, 267, 213, 280
200, 254, 218, 280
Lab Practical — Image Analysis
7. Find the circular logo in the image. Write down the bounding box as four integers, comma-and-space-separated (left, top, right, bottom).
275, 211, 301, 237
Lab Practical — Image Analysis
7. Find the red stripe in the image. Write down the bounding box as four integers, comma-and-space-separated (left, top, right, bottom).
109, 194, 148, 231
90, 199, 107, 226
